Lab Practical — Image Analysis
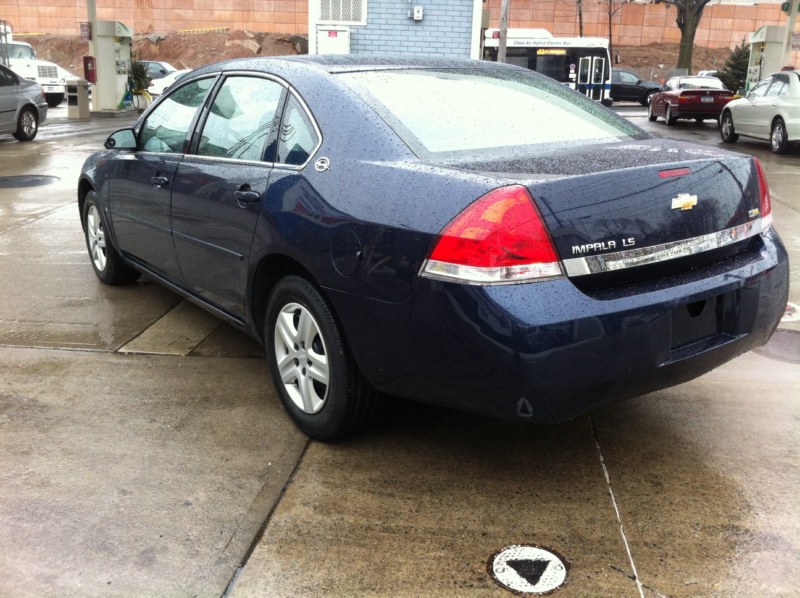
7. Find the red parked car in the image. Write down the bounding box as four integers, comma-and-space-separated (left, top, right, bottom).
648, 76, 733, 125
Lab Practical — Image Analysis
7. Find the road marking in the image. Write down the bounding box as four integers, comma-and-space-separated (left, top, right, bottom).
489, 545, 568, 594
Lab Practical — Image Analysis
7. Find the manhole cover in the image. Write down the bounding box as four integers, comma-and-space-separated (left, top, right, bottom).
0, 175, 60, 188
754, 329, 800, 364
488, 545, 569, 595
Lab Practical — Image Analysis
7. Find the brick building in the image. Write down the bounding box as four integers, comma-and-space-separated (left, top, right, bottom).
1, 0, 797, 59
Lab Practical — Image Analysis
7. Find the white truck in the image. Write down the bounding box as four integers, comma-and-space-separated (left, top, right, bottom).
1, 23, 73, 107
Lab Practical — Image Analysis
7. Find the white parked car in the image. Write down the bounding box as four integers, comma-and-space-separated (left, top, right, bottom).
148, 69, 191, 97
720, 71, 800, 154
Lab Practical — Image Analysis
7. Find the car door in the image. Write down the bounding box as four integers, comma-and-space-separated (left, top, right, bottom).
107, 76, 216, 281
613, 70, 639, 102
652, 78, 675, 116
753, 75, 788, 137
735, 76, 772, 137
0, 65, 20, 131
170, 74, 286, 318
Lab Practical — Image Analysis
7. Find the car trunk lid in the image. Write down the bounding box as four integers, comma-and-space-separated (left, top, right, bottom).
446, 139, 768, 287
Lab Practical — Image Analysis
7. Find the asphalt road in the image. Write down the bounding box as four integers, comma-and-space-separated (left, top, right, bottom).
0, 103, 797, 598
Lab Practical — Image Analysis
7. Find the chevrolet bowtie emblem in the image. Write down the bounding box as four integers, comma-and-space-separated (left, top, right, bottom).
671, 193, 698, 211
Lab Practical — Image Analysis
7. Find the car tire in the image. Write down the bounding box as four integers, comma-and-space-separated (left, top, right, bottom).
265, 276, 376, 440
720, 111, 739, 143
665, 105, 677, 126
12, 107, 38, 142
771, 118, 789, 154
641, 91, 654, 107
647, 101, 657, 122
695, 118, 705, 124
45, 93, 64, 108
82, 191, 140, 285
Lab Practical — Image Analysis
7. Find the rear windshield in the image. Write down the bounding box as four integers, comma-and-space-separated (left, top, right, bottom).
338, 67, 647, 156
678, 77, 726, 90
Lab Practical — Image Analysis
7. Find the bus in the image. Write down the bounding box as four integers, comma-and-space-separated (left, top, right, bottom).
483, 28, 612, 105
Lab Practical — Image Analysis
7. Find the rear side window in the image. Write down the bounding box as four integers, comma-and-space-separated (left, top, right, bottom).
139, 78, 214, 153
340, 68, 645, 155
275, 95, 320, 166
197, 76, 284, 161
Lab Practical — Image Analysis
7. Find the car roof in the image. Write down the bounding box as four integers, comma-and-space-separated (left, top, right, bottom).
190, 54, 520, 76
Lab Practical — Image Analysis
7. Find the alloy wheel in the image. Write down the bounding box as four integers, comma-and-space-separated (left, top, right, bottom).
274, 302, 330, 414
85, 204, 107, 272
20, 110, 37, 137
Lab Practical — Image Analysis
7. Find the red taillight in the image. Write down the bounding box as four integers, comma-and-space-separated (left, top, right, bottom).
754, 158, 772, 229
420, 185, 562, 284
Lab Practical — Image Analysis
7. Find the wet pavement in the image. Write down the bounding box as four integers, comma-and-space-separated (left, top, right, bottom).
0, 104, 798, 597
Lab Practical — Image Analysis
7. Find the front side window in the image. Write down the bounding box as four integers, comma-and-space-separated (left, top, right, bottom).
8, 44, 35, 60
197, 76, 284, 161
340, 68, 645, 156
139, 77, 215, 153
275, 95, 320, 166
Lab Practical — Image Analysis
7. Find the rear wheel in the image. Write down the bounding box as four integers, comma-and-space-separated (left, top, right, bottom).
665, 105, 677, 126
647, 101, 657, 121
12, 107, 38, 141
82, 191, 139, 284
771, 117, 789, 154
720, 111, 739, 143
265, 276, 375, 440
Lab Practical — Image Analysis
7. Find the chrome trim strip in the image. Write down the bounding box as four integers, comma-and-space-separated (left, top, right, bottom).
419, 259, 563, 285
562, 217, 769, 277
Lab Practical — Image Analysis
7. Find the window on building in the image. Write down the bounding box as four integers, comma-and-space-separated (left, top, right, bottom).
318, 0, 367, 25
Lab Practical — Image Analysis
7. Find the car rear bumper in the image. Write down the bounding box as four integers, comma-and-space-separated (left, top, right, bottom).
329, 228, 788, 422
674, 105, 725, 119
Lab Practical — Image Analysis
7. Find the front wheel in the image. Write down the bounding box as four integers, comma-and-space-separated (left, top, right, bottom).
720, 111, 739, 143
265, 276, 375, 440
771, 118, 789, 154
12, 107, 38, 141
82, 191, 139, 285
641, 91, 654, 107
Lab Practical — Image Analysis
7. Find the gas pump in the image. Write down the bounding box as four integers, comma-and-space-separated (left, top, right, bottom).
88, 20, 133, 112
746, 26, 785, 91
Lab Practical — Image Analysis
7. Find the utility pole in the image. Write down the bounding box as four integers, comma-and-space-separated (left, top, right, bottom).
498, 0, 510, 62
780, 0, 798, 67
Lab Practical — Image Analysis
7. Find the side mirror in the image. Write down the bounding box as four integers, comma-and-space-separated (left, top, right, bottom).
105, 128, 137, 150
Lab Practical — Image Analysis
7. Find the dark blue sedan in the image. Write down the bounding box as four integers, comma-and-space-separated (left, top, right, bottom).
78, 56, 789, 439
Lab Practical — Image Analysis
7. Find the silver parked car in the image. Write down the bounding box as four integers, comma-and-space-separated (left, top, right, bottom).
720, 71, 800, 154
0, 63, 48, 141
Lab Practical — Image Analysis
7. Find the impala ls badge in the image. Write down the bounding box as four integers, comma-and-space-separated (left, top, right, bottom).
671, 193, 698, 211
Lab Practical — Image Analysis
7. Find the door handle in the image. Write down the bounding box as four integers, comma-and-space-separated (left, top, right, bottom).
151, 176, 169, 189
234, 190, 261, 205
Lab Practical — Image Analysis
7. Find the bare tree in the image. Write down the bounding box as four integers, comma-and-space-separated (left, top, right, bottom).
661, 0, 715, 72
577, 0, 584, 37
596, 0, 629, 61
